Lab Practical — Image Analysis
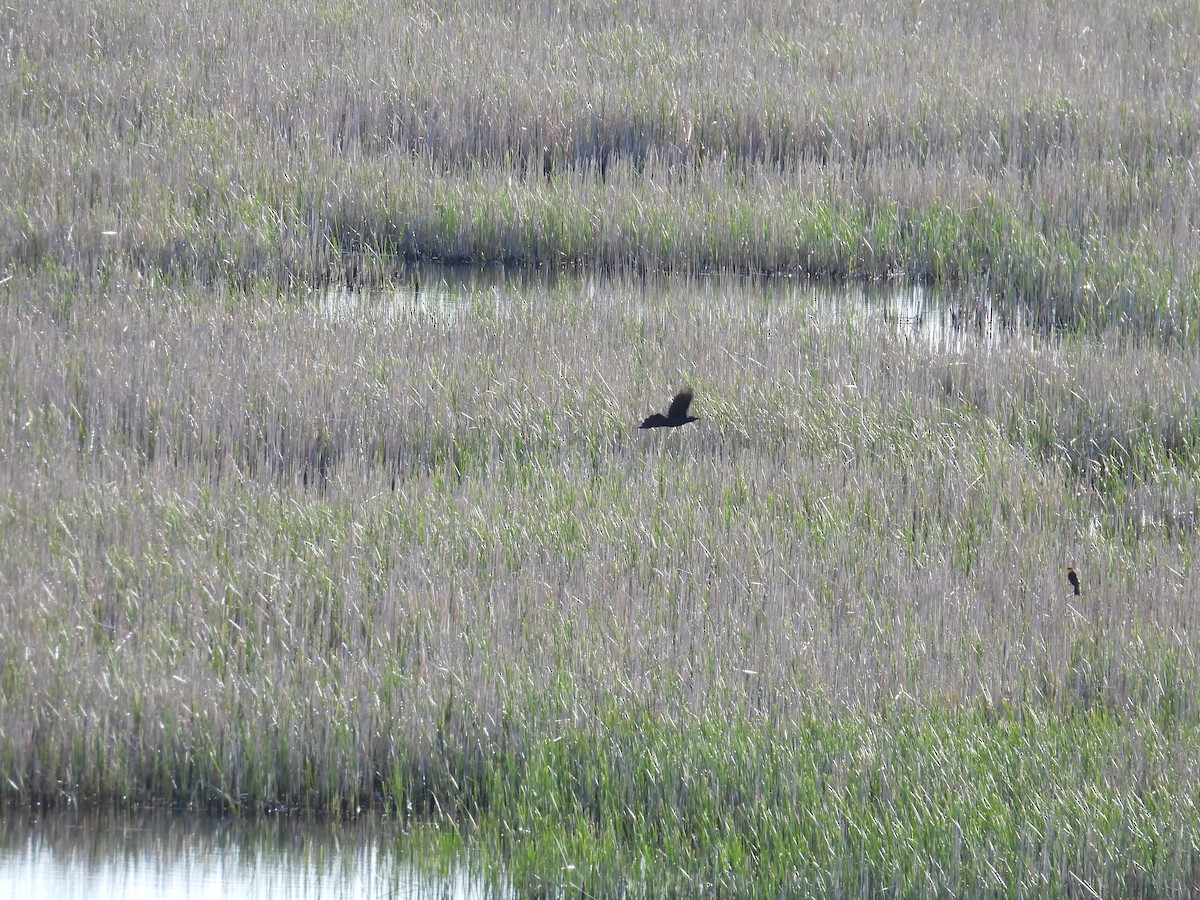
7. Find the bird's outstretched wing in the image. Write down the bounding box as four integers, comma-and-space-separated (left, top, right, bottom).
666, 388, 694, 421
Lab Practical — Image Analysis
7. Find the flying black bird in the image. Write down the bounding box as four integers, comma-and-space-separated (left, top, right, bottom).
639, 388, 699, 429
1067, 566, 1081, 596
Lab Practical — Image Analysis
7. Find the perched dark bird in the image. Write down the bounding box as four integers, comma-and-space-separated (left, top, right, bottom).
639, 388, 699, 429
1067, 566, 1081, 596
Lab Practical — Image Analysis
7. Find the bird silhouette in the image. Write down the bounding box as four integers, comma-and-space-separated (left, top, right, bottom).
640, 388, 698, 429
1067, 566, 1081, 596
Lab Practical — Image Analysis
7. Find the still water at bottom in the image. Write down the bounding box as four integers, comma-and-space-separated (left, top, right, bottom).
0, 808, 504, 900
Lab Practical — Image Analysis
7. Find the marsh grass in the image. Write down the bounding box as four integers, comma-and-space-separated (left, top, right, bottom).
5, 0, 1200, 891
3, 268, 1200, 892
2, 0, 1199, 332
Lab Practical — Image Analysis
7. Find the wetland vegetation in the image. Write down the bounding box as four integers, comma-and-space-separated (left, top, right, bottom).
3, 0, 1200, 895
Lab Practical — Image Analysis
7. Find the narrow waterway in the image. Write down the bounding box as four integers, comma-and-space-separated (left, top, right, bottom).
319, 263, 1034, 354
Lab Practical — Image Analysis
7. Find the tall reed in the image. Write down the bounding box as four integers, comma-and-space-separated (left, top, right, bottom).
4, 0, 1200, 889
2, 268, 1199, 890
1, 0, 1198, 331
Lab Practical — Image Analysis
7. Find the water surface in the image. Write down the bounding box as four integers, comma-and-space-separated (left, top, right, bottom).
0, 808, 503, 900
320, 264, 1035, 353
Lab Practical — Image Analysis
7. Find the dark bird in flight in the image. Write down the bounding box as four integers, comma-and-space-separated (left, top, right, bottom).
639, 388, 698, 429
1067, 566, 1081, 596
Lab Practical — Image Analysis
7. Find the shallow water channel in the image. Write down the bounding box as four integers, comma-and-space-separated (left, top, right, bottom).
0, 808, 504, 900
319, 263, 1034, 353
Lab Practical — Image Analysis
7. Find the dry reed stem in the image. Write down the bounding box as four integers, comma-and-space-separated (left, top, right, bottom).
1, 0, 1198, 329
2, 270, 1198, 810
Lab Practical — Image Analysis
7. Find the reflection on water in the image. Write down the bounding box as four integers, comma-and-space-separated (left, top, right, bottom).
0, 808, 505, 900
319, 264, 1034, 353
858, 281, 1032, 352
